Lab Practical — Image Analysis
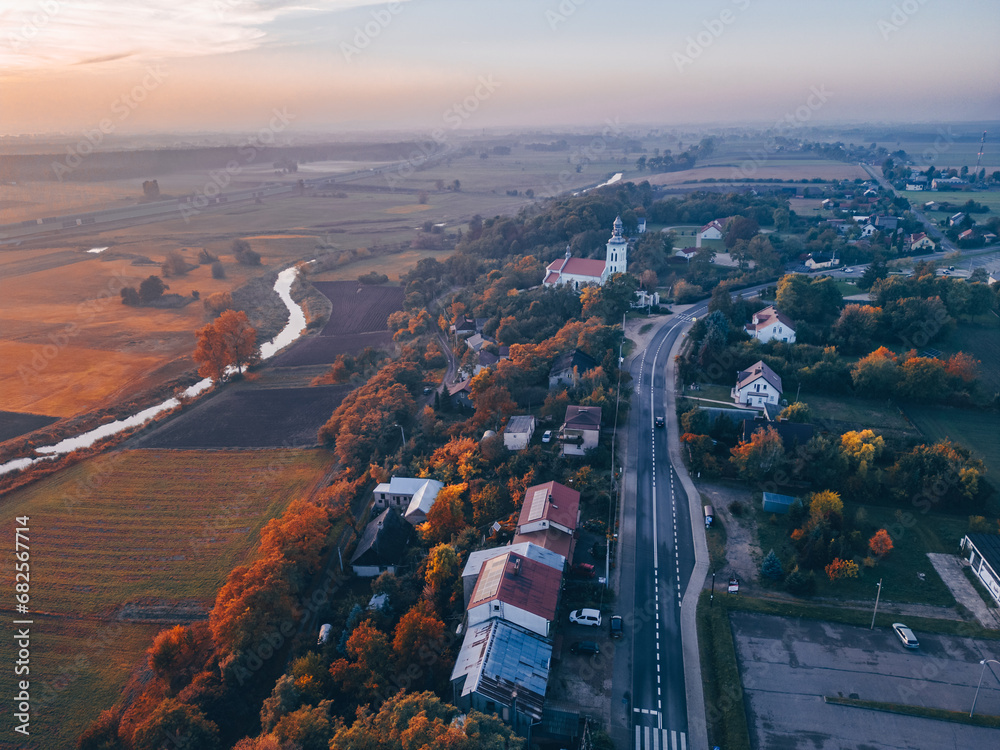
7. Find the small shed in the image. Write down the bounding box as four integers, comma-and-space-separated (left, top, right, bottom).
762, 492, 797, 515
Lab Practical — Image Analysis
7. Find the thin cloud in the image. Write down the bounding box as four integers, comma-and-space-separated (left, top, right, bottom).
0, 0, 407, 72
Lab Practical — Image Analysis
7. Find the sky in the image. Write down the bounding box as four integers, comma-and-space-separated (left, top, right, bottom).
1, 0, 998, 136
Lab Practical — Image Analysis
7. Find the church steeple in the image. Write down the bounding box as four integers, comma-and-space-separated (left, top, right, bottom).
605, 216, 628, 278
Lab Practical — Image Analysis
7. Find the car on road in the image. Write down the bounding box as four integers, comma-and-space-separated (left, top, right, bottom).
655, 416, 665, 428
610, 615, 623, 639
569, 608, 602, 627
541, 430, 552, 443
844, 267, 853, 273
569, 640, 600, 656
893, 622, 919, 649
422, 386, 433, 395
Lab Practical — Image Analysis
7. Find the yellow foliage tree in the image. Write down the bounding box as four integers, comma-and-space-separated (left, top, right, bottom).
808, 490, 843, 528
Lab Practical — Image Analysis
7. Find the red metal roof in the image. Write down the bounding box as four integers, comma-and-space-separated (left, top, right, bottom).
468, 551, 561, 621
518, 480, 580, 531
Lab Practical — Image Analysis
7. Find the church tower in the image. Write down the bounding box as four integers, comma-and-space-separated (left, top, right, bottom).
604, 216, 628, 278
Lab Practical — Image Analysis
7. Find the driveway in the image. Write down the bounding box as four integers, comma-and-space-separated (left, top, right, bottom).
732, 612, 1000, 749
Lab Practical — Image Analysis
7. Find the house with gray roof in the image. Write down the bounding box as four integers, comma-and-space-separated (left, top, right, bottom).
350, 508, 413, 577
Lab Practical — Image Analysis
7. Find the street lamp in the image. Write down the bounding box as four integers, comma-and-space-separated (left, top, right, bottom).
970, 659, 1000, 718
393, 423, 405, 445
870, 578, 882, 630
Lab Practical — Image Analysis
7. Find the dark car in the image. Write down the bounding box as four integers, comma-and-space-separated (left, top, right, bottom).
569, 640, 600, 656
655, 416, 665, 428
609, 615, 623, 639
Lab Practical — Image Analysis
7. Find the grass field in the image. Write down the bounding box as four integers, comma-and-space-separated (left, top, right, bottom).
903, 405, 1000, 486
801, 391, 919, 439
754, 500, 961, 606
0, 448, 332, 746
901, 190, 1000, 213
937, 315, 1000, 397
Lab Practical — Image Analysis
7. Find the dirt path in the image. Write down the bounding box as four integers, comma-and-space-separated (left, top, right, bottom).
698, 481, 760, 585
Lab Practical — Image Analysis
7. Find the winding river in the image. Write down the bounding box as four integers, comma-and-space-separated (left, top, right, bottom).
0, 266, 307, 477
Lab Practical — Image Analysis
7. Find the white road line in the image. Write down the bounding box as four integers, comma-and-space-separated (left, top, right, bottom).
644, 725, 650, 749
635, 727, 641, 750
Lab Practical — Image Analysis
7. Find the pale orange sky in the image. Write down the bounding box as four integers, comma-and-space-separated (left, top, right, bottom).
2, 0, 998, 135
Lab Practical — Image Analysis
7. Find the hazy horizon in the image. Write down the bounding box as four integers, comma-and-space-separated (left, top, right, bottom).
2, 0, 998, 137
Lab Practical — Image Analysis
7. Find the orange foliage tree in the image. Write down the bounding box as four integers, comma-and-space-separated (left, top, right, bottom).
328, 621, 392, 706
868, 529, 894, 558
418, 483, 468, 545
824, 557, 860, 582
193, 309, 259, 381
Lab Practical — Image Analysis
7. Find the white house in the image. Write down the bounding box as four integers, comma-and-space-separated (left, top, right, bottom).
461, 541, 565, 607
909, 232, 935, 252
636, 218, 647, 234
860, 223, 878, 238
372, 477, 444, 525
696, 219, 726, 247
543, 216, 628, 289
559, 404, 601, 456
466, 551, 562, 638
744, 306, 796, 343
503, 415, 536, 451
804, 253, 840, 270
674, 246, 698, 262
732, 360, 783, 406
960, 534, 1000, 606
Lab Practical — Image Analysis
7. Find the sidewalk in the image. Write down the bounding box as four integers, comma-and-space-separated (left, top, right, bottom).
928, 553, 1000, 629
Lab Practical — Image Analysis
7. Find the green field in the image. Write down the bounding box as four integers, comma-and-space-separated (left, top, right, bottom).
0, 448, 332, 746
903, 405, 1000, 486
901, 190, 1000, 213
801, 391, 918, 439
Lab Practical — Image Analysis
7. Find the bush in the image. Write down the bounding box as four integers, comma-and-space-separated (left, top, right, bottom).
358, 271, 389, 285
728, 500, 744, 517
161, 250, 189, 277
211, 261, 226, 279
121, 286, 140, 306
785, 569, 816, 596
198, 248, 217, 264
232, 239, 261, 266
203, 291, 234, 315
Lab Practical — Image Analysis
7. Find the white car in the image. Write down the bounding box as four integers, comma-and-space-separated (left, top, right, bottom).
843, 267, 853, 273
541, 430, 552, 443
569, 608, 602, 627
892, 622, 919, 649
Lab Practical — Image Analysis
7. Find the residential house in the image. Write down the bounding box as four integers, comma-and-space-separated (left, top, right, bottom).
542, 217, 628, 289
350, 508, 413, 577
450, 316, 477, 337
559, 405, 602, 456
744, 305, 796, 343
447, 379, 474, 409
696, 218, 727, 246
466, 333, 495, 353
674, 246, 698, 262
932, 176, 967, 190
960, 534, 1000, 606
959, 229, 975, 242
874, 216, 899, 232
512, 480, 581, 561
461, 541, 565, 607
372, 476, 444, 525
805, 252, 840, 270
732, 360, 783, 406
636, 218, 647, 234
949, 212, 966, 227
924, 201, 939, 211
548, 349, 599, 389
466, 551, 562, 638
860, 223, 878, 239
451, 619, 551, 742
503, 415, 536, 451
908, 232, 935, 252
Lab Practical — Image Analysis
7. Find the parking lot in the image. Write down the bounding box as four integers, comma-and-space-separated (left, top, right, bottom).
732, 612, 1000, 749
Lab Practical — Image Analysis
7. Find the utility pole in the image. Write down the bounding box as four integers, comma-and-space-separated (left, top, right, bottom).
870, 578, 882, 629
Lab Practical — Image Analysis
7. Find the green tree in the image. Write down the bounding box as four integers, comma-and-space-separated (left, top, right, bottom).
138, 275, 167, 305
761, 549, 784, 580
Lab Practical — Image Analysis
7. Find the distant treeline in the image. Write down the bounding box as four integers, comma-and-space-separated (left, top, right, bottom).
0, 142, 432, 183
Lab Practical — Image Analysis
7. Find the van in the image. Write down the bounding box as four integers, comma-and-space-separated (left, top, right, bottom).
569, 608, 602, 627
704, 505, 714, 527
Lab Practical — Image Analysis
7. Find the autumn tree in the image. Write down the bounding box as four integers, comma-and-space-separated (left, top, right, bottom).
391, 608, 449, 689
778, 401, 811, 423
147, 624, 207, 695
869, 529, 894, 559
162, 249, 189, 277
328, 621, 392, 707
419, 484, 468, 546
840, 430, 885, 477
808, 490, 844, 529
131, 698, 220, 750
730, 425, 784, 483
681, 433, 716, 474
850, 347, 900, 397
824, 557, 859, 582
944, 352, 980, 384
271, 702, 335, 750
424, 543, 459, 604
193, 309, 259, 381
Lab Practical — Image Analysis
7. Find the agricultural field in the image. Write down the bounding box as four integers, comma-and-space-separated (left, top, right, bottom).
0, 410, 59, 442
272, 331, 394, 367
936, 315, 1000, 397
314, 281, 403, 335
901, 189, 1000, 213
903, 406, 1000, 488
133, 383, 354, 448
0, 448, 331, 744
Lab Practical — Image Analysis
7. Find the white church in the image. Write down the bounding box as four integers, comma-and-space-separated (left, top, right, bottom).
542, 216, 629, 290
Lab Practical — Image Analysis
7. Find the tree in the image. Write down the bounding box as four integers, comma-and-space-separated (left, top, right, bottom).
391, 608, 448, 689
761, 549, 784, 580
840, 430, 885, 476
680, 433, 716, 474
161, 250, 188, 277
232, 239, 261, 266
945, 352, 979, 384
138, 275, 167, 305
328, 621, 392, 706
120, 286, 140, 306
131, 698, 220, 750
808, 490, 844, 528
142, 179, 160, 198
419, 484, 468, 546
424, 543, 459, 597
899, 355, 949, 399
824, 557, 859, 582
147, 624, 205, 695
851, 347, 900, 397
271, 702, 335, 750
78, 709, 123, 750
730, 425, 785, 483
723, 215, 759, 249
193, 310, 259, 381
211, 260, 226, 279
869, 529, 893, 559
778, 401, 811, 423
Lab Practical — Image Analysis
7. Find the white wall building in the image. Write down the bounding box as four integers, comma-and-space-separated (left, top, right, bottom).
732, 360, 783, 406
503, 415, 536, 451
744, 306, 796, 343
372, 477, 444, 525
543, 217, 628, 289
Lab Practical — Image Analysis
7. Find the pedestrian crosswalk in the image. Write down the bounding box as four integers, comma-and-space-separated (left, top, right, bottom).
673, 312, 695, 323
633, 720, 686, 750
